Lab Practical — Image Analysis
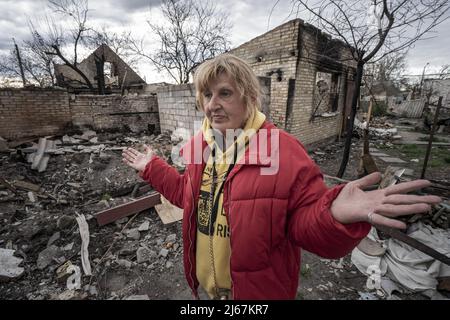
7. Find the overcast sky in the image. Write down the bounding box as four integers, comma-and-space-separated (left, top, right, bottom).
0, 0, 449, 83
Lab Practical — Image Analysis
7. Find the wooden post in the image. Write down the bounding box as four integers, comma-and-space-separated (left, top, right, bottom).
421, 96, 443, 179
13, 38, 26, 87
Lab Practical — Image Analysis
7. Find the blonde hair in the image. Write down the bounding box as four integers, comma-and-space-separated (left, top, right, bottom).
193, 54, 262, 120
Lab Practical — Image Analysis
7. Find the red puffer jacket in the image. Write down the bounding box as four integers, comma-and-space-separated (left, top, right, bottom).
140, 121, 370, 300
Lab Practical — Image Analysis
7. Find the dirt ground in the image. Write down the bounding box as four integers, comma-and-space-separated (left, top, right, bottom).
0, 117, 448, 300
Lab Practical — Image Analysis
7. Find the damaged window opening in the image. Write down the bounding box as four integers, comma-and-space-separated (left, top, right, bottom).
311, 71, 341, 121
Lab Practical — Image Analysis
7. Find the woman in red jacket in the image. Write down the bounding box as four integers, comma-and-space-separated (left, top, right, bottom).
122, 54, 441, 300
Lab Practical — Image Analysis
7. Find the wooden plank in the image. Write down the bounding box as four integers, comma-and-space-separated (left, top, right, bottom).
0, 177, 17, 194
13, 180, 40, 193
155, 195, 183, 224
95, 192, 161, 226
376, 224, 450, 266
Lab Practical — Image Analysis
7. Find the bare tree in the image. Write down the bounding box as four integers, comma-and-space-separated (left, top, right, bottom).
30, 0, 95, 91
130, 0, 231, 84
0, 35, 56, 88
290, 0, 449, 177
87, 27, 139, 68
365, 50, 407, 83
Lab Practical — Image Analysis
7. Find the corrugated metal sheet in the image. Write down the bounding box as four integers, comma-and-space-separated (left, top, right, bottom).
390, 99, 425, 118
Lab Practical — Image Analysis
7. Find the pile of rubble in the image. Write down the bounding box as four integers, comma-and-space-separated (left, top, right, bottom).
354, 117, 400, 140
0, 130, 189, 300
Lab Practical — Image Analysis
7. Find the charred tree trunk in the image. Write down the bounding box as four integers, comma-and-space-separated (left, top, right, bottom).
337, 61, 364, 178
94, 53, 105, 95
13, 40, 26, 86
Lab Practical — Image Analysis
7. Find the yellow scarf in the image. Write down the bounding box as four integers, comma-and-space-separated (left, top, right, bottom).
196, 110, 266, 298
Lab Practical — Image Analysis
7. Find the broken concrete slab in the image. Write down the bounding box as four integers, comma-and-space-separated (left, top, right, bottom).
47, 232, 61, 247
165, 234, 177, 243
137, 221, 150, 232
38, 140, 56, 172
0, 137, 8, 152
159, 248, 169, 258
27, 191, 36, 203
125, 228, 140, 240
0, 248, 24, 281
31, 138, 47, 170
136, 247, 156, 264
378, 157, 407, 164
37, 245, 65, 270
80, 130, 97, 141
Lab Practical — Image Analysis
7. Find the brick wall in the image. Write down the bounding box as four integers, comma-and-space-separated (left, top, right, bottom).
0, 88, 71, 139
229, 19, 300, 129
157, 79, 272, 136
0, 88, 159, 139
229, 19, 357, 145
70, 94, 159, 133
156, 83, 204, 135
288, 22, 356, 145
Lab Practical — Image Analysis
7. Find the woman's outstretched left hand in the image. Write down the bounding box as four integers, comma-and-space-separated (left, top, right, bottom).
330, 172, 442, 229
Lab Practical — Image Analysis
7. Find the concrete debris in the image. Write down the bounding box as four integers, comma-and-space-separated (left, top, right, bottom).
159, 248, 169, 258
57, 215, 76, 230
37, 245, 65, 270
137, 221, 150, 232
136, 247, 156, 264
75, 214, 92, 276
56, 260, 74, 283
124, 294, 150, 300
0, 248, 24, 281
0, 137, 9, 152
125, 228, 140, 240
0, 131, 191, 299
47, 232, 60, 247
166, 233, 177, 243
13, 180, 40, 193
117, 259, 132, 268
79, 130, 97, 141
27, 191, 36, 203
52, 290, 88, 300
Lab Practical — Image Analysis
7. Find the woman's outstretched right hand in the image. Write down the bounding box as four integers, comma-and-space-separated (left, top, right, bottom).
122, 145, 154, 172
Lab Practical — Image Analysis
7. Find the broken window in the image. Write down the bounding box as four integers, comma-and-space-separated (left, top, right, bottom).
104, 62, 118, 86
311, 71, 340, 120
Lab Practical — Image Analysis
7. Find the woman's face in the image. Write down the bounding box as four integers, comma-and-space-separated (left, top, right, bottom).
202, 73, 248, 135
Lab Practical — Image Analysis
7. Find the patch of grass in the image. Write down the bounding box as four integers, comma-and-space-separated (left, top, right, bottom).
372, 101, 388, 117
101, 193, 111, 201
390, 144, 450, 168
398, 144, 423, 158
300, 264, 312, 278
417, 136, 448, 143
296, 292, 305, 300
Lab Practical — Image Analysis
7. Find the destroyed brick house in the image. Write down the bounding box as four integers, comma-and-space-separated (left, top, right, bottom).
1, 19, 450, 302
54, 44, 146, 94
158, 19, 359, 145
229, 18, 358, 145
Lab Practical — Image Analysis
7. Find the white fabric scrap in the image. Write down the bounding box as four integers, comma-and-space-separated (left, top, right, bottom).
351, 223, 450, 295
75, 214, 92, 276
